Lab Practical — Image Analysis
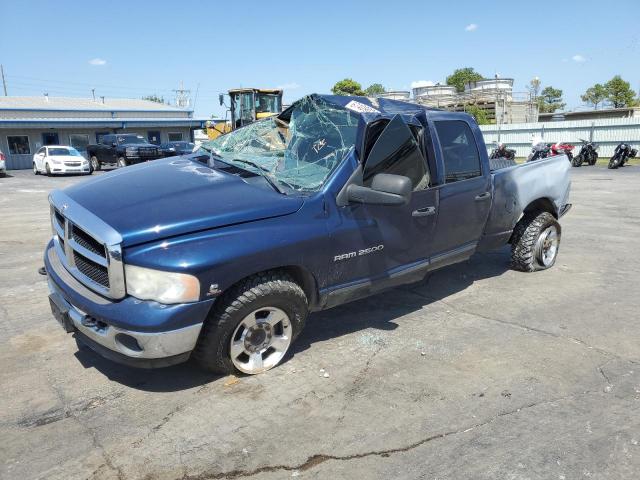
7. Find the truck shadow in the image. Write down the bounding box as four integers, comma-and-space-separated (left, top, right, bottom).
292, 247, 511, 357
73, 247, 511, 392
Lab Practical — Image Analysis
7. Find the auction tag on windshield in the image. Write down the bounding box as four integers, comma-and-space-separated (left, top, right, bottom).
345, 100, 380, 114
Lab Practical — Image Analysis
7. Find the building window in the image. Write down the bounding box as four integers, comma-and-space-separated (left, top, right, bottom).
7, 135, 30, 154
168, 132, 183, 141
69, 134, 90, 152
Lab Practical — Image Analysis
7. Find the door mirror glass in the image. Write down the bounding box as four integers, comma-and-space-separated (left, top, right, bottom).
363, 114, 429, 190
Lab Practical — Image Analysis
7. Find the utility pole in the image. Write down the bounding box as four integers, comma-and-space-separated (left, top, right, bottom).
173, 81, 191, 108
91, 88, 96, 101
1, 64, 7, 96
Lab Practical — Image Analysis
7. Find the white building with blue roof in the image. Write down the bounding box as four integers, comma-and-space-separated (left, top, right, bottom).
0, 95, 206, 169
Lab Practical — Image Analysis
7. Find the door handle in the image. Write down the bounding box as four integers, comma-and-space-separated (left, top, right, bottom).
475, 192, 491, 201
412, 206, 436, 217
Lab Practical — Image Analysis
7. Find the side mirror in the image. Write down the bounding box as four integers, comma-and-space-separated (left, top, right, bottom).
111, 142, 117, 147
347, 173, 411, 206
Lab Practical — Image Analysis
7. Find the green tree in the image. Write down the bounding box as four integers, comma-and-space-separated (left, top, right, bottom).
581, 84, 608, 109
604, 75, 636, 108
445, 67, 483, 93
537, 86, 565, 113
142, 94, 165, 104
527, 77, 541, 99
465, 104, 490, 125
364, 83, 386, 96
331, 78, 364, 96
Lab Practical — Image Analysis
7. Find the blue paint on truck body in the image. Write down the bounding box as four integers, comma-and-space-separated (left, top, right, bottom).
44, 94, 571, 366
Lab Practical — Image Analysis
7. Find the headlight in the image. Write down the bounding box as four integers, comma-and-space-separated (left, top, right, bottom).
125, 264, 200, 304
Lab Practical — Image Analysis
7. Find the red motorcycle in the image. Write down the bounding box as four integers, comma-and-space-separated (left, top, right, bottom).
550, 142, 577, 166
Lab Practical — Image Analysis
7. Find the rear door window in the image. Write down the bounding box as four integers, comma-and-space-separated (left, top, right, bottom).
434, 120, 482, 183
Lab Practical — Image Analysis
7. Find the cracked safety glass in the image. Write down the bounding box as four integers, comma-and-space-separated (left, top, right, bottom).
199, 96, 360, 192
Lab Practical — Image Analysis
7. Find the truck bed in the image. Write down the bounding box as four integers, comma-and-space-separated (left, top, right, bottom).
480, 155, 571, 250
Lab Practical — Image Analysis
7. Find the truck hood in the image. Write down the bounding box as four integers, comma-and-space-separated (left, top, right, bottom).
63, 158, 304, 246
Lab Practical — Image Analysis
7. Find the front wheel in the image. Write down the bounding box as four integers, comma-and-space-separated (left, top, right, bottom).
45, 163, 51, 176
572, 154, 583, 167
90, 156, 101, 172
608, 156, 620, 169
193, 271, 308, 375
511, 211, 561, 272
33, 163, 39, 175
117, 157, 128, 168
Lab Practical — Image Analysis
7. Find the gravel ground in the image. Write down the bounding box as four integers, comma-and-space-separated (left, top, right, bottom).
0, 165, 639, 480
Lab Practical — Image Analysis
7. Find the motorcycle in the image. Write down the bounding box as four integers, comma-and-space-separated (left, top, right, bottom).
608, 143, 638, 169
574, 139, 599, 167
490, 142, 516, 161
527, 142, 551, 162
550, 142, 576, 165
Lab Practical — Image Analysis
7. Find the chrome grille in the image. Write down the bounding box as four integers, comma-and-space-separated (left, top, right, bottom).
49, 191, 125, 299
71, 226, 106, 258
74, 252, 110, 288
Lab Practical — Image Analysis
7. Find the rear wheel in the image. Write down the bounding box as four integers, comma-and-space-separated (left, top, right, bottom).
90, 156, 101, 171
117, 157, 127, 168
589, 153, 598, 166
511, 211, 561, 272
193, 271, 308, 375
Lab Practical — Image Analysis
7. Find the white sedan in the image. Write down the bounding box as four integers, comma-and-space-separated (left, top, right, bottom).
33, 146, 91, 176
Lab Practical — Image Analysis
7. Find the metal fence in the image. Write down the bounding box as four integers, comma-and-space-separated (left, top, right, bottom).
479, 117, 640, 157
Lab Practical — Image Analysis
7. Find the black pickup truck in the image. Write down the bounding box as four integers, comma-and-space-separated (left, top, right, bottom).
86, 134, 162, 170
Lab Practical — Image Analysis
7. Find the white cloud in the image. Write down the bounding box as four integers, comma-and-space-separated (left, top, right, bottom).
411, 80, 435, 89
572, 54, 586, 63
276, 82, 300, 90
88, 58, 107, 66
465, 23, 478, 32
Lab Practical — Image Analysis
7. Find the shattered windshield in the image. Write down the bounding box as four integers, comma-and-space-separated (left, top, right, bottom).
199, 96, 360, 192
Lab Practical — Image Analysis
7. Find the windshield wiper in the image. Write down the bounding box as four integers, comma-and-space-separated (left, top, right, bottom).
230, 158, 285, 194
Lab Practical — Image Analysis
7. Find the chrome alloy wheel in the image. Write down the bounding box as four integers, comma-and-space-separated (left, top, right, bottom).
230, 307, 292, 374
535, 225, 559, 267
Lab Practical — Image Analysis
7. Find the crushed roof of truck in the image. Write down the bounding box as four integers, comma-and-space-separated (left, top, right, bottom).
279, 94, 438, 125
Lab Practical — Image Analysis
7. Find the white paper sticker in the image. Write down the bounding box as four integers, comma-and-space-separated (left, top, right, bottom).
344, 100, 380, 114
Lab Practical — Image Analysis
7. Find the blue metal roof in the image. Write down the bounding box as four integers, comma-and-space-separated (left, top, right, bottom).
0, 118, 207, 128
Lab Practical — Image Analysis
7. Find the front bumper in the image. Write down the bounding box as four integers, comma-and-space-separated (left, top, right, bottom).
44, 242, 214, 367
49, 164, 91, 174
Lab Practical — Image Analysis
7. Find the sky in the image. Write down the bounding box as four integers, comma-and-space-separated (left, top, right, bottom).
1, 0, 639, 119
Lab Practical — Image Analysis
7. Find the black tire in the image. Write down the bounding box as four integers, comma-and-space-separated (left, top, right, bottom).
33, 163, 39, 175
90, 156, 101, 171
572, 154, 583, 167
489, 157, 517, 171
589, 153, 598, 166
511, 211, 561, 272
608, 156, 619, 169
45, 163, 51, 176
117, 157, 128, 168
193, 271, 308, 374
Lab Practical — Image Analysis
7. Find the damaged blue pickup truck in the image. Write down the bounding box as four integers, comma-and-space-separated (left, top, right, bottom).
44, 94, 571, 374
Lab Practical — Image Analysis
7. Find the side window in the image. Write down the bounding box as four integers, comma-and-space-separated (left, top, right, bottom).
363, 115, 430, 191
434, 120, 481, 183
37, 147, 46, 156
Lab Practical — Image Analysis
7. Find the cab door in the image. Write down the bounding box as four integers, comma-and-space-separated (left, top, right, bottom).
430, 119, 492, 262
325, 115, 438, 302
